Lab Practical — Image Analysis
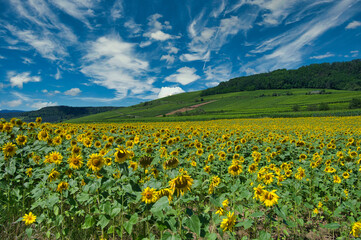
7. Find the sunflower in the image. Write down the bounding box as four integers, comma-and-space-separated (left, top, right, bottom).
295, 167, 306, 180
196, 148, 204, 156
141, 187, 158, 204
216, 207, 225, 216
26, 168, 32, 177
114, 147, 129, 163
139, 155, 153, 168
351, 220, 361, 237
228, 164, 243, 176
342, 172, 350, 179
260, 190, 279, 207
253, 184, 265, 200
299, 153, 307, 161
157, 188, 173, 203
47, 151, 63, 165
220, 212, 236, 232
248, 163, 258, 173
16, 134, 27, 145
333, 175, 341, 184
87, 153, 104, 172
83, 137, 92, 148
169, 173, 193, 196
22, 212, 36, 225
203, 165, 211, 173
57, 181, 69, 193
48, 169, 60, 182
2, 142, 17, 158
263, 172, 274, 185
163, 157, 179, 170
68, 155, 83, 169
38, 130, 49, 141
2, 122, 13, 132
35, 117, 42, 124
128, 160, 138, 171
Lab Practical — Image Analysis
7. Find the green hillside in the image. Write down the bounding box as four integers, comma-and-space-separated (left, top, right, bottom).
19, 106, 120, 123
201, 59, 361, 96
67, 88, 361, 123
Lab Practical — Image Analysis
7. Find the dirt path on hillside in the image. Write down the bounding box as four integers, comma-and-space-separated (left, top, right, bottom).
157, 100, 217, 117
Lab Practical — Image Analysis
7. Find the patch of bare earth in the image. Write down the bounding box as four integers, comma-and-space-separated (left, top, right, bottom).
157, 100, 217, 117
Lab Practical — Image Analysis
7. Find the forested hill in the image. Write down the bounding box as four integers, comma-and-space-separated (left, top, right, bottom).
19, 106, 120, 123
201, 59, 361, 96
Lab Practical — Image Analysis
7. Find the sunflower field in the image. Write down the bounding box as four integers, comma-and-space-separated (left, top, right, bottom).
1, 116, 361, 239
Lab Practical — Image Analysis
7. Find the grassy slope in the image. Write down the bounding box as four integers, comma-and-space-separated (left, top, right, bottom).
67, 89, 361, 123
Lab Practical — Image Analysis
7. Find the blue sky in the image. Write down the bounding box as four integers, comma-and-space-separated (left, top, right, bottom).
0, 0, 361, 111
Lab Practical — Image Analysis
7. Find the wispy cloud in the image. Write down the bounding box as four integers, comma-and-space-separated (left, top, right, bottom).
31, 101, 58, 109
124, 19, 142, 37
310, 52, 335, 59
111, 0, 123, 20
8, 71, 41, 88
346, 20, 361, 29
81, 35, 152, 98
242, 0, 359, 73
143, 14, 179, 43
165, 67, 200, 85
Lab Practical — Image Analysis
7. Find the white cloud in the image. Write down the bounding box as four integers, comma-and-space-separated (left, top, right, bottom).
160, 54, 175, 64
55, 68, 61, 80
143, 14, 178, 43
42, 89, 61, 96
139, 41, 152, 48
204, 64, 232, 82
310, 52, 335, 59
22, 57, 34, 64
111, 0, 123, 21
150, 30, 172, 41
346, 21, 361, 29
48, 0, 95, 28
8, 71, 41, 88
81, 36, 152, 98
165, 67, 200, 85
351, 50, 359, 57
31, 101, 58, 110
124, 19, 142, 37
6, 25, 67, 61
157, 87, 185, 98
64, 88, 82, 96
242, 0, 359, 73
0, 55, 5, 59
4, 99, 22, 108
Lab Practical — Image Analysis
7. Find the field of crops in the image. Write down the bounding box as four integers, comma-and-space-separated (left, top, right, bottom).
1, 116, 361, 239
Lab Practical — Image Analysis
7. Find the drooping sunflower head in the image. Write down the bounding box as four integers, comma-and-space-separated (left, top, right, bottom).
163, 156, 179, 170
220, 212, 236, 232
169, 173, 193, 196
253, 184, 265, 200
157, 188, 173, 203
87, 153, 104, 172
139, 155, 153, 168
48, 169, 60, 182
68, 155, 83, 170
57, 181, 69, 193
141, 187, 158, 204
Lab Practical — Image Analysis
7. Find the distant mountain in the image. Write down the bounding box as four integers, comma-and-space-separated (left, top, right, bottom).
19, 106, 121, 123
201, 59, 361, 96
0, 110, 26, 119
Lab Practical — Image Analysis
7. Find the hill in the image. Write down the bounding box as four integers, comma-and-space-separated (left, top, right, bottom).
19, 106, 120, 123
0, 110, 25, 119
201, 59, 361, 96
67, 88, 361, 123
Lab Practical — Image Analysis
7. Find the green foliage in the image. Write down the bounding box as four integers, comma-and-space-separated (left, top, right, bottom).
201, 59, 361, 96
349, 98, 361, 109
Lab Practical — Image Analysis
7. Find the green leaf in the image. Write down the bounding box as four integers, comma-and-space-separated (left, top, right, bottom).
26, 228, 33, 238
6, 161, 16, 175
102, 201, 111, 214
98, 215, 110, 229
77, 193, 91, 203
110, 207, 121, 218
151, 196, 169, 212
323, 223, 340, 229
82, 214, 95, 229
185, 215, 201, 236
123, 213, 138, 234
235, 219, 253, 230
251, 211, 264, 218
259, 231, 271, 240
205, 233, 217, 240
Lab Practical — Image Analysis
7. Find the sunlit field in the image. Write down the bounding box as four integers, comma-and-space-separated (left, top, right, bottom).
1, 117, 361, 239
